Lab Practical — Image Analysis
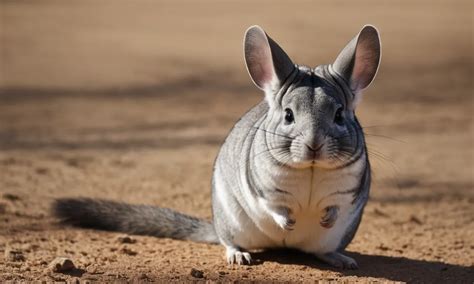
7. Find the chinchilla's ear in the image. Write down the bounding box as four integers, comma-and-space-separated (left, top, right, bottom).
332, 25, 381, 106
244, 25, 295, 104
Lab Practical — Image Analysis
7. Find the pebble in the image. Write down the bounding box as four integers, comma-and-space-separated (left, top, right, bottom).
4, 248, 25, 262
409, 215, 423, 225
35, 167, 49, 175
377, 244, 390, 251
2, 193, 20, 201
116, 235, 136, 244
120, 247, 138, 256
0, 202, 6, 214
190, 268, 204, 278
48, 257, 75, 272
373, 208, 389, 217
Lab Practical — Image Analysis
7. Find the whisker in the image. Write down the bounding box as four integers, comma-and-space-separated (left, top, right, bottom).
251, 126, 295, 140
360, 124, 397, 129
251, 146, 290, 159
363, 132, 406, 143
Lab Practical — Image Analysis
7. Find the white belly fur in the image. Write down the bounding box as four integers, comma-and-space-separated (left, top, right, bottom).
228, 156, 366, 254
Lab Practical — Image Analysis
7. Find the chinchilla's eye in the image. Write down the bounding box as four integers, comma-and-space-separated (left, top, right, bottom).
284, 108, 294, 123
334, 107, 344, 125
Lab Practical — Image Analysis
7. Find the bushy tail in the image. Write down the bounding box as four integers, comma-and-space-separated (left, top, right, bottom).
52, 198, 219, 244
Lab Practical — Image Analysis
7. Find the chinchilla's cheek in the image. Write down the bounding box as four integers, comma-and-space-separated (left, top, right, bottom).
320, 143, 331, 159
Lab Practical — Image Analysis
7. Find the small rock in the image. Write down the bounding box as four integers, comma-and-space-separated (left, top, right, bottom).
377, 244, 390, 251
0, 203, 6, 214
35, 167, 49, 175
49, 257, 75, 272
2, 193, 20, 201
116, 235, 136, 244
120, 247, 137, 256
190, 268, 204, 278
4, 248, 25, 262
409, 215, 423, 225
373, 208, 389, 217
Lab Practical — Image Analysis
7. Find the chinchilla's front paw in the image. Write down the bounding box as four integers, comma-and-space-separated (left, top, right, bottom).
274, 214, 296, 230
271, 207, 296, 231
320, 205, 339, 228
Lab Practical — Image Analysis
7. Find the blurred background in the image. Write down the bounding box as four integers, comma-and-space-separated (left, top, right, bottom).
0, 0, 472, 282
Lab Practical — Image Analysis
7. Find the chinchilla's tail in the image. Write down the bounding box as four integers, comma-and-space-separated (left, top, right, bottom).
52, 198, 219, 244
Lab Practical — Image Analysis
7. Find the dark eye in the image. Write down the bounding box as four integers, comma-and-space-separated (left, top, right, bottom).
284, 108, 294, 123
334, 107, 344, 125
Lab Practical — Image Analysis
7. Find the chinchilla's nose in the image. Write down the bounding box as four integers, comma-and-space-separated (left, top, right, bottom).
306, 140, 323, 153
303, 128, 325, 154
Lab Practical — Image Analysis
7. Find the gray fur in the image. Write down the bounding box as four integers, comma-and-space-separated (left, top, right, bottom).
52, 25, 381, 269
53, 198, 218, 243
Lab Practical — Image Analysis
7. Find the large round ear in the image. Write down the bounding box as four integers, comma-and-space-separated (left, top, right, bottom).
332, 25, 381, 98
244, 26, 295, 96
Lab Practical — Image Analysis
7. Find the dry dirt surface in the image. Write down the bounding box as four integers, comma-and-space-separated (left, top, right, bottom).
1, 0, 473, 282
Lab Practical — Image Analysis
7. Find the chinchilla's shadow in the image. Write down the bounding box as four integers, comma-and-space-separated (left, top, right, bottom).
251, 249, 474, 283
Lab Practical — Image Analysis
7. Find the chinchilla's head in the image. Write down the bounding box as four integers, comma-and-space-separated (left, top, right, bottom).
244, 25, 381, 169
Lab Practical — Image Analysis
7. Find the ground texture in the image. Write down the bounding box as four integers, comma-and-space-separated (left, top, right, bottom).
1, 0, 473, 282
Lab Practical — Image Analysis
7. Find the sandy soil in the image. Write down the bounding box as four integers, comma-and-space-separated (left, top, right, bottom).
1, 0, 473, 282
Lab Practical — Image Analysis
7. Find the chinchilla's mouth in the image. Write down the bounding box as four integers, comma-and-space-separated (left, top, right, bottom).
290, 156, 344, 170
287, 156, 320, 169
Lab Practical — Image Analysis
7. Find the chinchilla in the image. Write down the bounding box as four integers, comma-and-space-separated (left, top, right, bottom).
53, 25, 381, 269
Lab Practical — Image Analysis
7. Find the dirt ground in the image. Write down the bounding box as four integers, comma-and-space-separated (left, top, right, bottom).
1, 0, 473, 282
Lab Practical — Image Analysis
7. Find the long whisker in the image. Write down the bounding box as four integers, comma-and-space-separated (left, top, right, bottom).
366, 149, 399, 171
360, 124, 398, 129
329, 126, 403, 190
363, 133, 406, 143
365, 147, 403, 191
251, 126, 296, 140
251, 145, 290, 159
